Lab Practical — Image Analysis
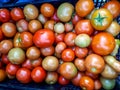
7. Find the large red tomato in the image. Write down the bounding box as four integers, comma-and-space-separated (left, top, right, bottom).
91, 32, 115, 55
33, 29, 55, 48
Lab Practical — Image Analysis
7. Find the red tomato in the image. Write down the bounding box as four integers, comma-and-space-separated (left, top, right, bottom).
58, 75, 70, 85
0, 27, 4, 41
31, 58, 42, 68
55, 33, 65, 43
33, 29, 55, 48
31, 66, 46, 83
6, 63, 20, 76
0, 8, 10, 23
22, 59, 33, 70
1, 54, 10, 65
51, 10, 60, 22
10, 7, 24, 21
16, 68, 31, 83
72, 13, 82, 25
61, 48, 75, 62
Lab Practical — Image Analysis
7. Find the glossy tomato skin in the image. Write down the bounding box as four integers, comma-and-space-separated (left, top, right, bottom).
91, 32, 115, 55
0, 27, 4, 41
31, 66, 46, 83
1, 54, 10, 65
16, 68, 31, 83
6, 63, 20, 76
0, 8, 10, 23
22, 59, 33, 70
75, 0, 94, 17
33, 29, 55, 48
91, 8, 113, 31
103, 0, 120, 18
10, 7, 24, 21
79, 76, 94, 90
55, 33, 65, 44
58, 75, 70, 85
75, 20, 94, 35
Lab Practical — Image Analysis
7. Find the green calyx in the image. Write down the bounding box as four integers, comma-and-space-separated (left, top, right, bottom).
94, 13, 107, 26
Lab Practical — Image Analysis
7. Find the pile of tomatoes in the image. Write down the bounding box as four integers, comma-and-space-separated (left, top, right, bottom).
0, 0, 120, 90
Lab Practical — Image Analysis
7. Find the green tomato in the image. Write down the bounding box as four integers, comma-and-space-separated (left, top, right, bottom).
75, 34, 91, 48
8, 48, 25, 64
57, 2, 74, 22
100, 76, 116, 90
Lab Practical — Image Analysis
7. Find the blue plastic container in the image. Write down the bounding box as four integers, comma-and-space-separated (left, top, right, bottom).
0, 0, 120, 90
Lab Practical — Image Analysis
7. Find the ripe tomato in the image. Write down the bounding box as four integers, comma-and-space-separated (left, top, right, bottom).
58, 75, 70, 85
16, 68, 31, 83
61, 48, 75, 62
10, 7, 24, 21
31, 58, 42, 68
85, 54, 105, 74
79, 76, 94, 90
51, 10, 60, 22
31, 66, 46, 83
85, 71, 99, 80
22, 59, 33, 70
55, 42, 66, 54
91, 8, 113, 31
1, 22, 16, 37
103, 0, 120, 18
91, 32, 115, 55
59, 62, 77, 80
75, 20, 94, 35
55, 33, 65, 43
94, 79, 102, 90
71, 71, 84, 86
40, 3, 55, 17
6, 63, 20, 76
40, 46, 54, 56
75, 0, 94, 17
14, 32, 33, 48
0, 8, 10, 23
33, 29, 55, 48
44, 20, 56, 31
0, 69, 6, 82
64, 32, 76, 46
0, 27, 4, 41
75, 47, 88, 59
1, 54, 10, 65
72, 13, 82, 25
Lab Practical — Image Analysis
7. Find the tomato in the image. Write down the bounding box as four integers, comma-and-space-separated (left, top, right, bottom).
51, 10, 60, 22
31, 58, 42, 68
6, 63, 20, 76
85, 71, 99, 80
55, 33, 65, 43
0, 40, 13, 54
40, 3, 55, 18
64, 32, 76, 47
75, 34, 91, 48
0, 69, 6, 82
8, 48, 25, 64
71, 72, 84, 86
24, 4, 38, 20
22, 59, 33, 70
28, 20, 42, 34
42, 56, 59, 71
75, 20, 94, 35
75, 0, 94, 17
72, 13, 82, 25
10, 7, 24, 21
40, 46, 54, 56
79, 76, 94, 90
38, 14, 48, 24
16, 68, 31, 83
31, 66, 46, 83
91, 8, 113, 31
75, 47, 88, 59
0, 8, 10, 23
55, 42, 66, 54
103, 0, 120, 18
1, 54, 10, 64
16, 19, 29, 32
44, 20, 55, 30
85, 54, 105, 74
14, 32, 33, 48
91, 32, 115, 55
58, 75, 70, 85
54, 22, 65, 34
64, 22, 73, 32
1, 22, 16, 37
33, 29, 55, 48
94, 79, 102, 90
74, 58, 86, 72
61, 48, 75, 62
26, 46, 41, 60
0, 27, 4, 41
59, 62, 77, 80
45, 71, 58, 84
57, 2, 74, 22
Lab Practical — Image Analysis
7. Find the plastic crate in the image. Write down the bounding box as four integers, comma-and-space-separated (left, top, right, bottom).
0, 0, 120, 90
